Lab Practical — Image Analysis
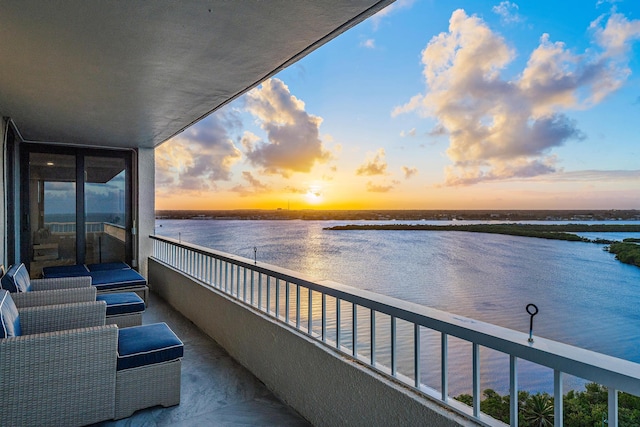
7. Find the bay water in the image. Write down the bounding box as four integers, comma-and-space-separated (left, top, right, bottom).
155, 219, 640, 396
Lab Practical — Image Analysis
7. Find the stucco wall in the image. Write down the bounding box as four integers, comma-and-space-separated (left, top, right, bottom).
149, 258, 479, 427
136, 147, 154, 278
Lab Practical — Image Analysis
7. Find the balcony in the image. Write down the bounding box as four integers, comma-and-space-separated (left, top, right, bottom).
146, 235, 640, 427
95, 289, 309, 426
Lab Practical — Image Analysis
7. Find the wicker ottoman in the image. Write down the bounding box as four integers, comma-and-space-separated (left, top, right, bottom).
114, 323, 183, 420
97, 292, 145, 328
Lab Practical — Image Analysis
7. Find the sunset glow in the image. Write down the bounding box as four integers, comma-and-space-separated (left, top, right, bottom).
156, 0, 640, 211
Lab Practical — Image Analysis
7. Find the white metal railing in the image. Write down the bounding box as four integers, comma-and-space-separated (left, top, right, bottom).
45, 221, 105, 233
151, 235, 640, 427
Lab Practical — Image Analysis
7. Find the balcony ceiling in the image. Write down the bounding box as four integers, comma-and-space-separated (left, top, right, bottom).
0, 1, 392, 149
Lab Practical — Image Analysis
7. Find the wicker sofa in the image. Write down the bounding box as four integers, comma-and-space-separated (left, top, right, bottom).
8, 274, 96, 307
0, 293, 118, 426
2, 263, 145, 327
0, 290, 183, 426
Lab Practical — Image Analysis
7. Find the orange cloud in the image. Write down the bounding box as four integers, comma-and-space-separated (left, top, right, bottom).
356, 148, 388, 176
244, 78, 331, 176
156, 112, 242, 196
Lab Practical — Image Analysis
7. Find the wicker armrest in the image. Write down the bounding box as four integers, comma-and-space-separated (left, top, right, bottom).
12, 287, 97, 308
19, 301, 107, 335
0, 325, 118, 426
31, 276, 92, 290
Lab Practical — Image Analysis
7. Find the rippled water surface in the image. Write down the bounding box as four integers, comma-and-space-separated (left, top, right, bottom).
155, 219, 640, 395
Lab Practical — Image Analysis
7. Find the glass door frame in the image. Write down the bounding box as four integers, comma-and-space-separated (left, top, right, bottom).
20, 143, 133, 270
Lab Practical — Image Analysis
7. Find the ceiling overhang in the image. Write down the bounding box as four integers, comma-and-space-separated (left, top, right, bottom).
0, 1, 394, 149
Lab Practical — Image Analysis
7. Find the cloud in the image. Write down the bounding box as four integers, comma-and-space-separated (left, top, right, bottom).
393, 9, 640, 186
402, 166, 418, 179
361, 39, 376, 49
428, 123, 448, 136
356, 148, 388, 176
366, 180, 399, 193
400, 128, 416, 137
371, 0, 415, 30
229, 171, 270, 196
532, 169, 640, 182
156, 111, 242, 193
590, 12, 640, 58
492, 1, 523, 24
243, 78, 331, 176
283, 185, 307, 194
596, 0, 623, 7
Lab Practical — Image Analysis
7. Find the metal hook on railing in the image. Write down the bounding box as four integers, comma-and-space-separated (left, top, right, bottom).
526, 303, 539, 343
254, 246, 257, 265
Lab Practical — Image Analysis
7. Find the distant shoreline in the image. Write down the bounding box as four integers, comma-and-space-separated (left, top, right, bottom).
156, 209, 640, 222
324, 223, 640, 239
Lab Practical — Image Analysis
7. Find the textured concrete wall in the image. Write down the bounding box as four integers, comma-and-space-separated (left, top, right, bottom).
136, 147, 154, 278
149, 259, 479, 427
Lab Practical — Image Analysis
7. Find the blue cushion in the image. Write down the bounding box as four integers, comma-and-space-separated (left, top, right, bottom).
87, 262, 131, 272
42, 264, 90, 278
1, 263, 31, 293
90, 269, 146, 291
0, 290, 21, 338
97, 292, 145, 316
117, 323, 183, 370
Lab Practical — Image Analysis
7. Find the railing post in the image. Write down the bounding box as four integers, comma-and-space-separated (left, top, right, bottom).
511, 356, 518, 427
608, 388, 618, 427
554, 370, 562, 427
414, 324, 420, 388
296, 284, 301, 329
308, 288, 313, 335
391, 316, 397, 377
336, 298, 341, 350
352, 303, 357, 357
258, 273, 263, 310
441, 333, 448, 402
275, 278, 280, 317
371, 309, 376, 367
473, 343, 480, 418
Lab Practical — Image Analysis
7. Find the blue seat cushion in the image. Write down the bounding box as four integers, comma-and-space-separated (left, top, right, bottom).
90, 269, 147, 291
87, 262, 131, 272
0, 290, 21, 338
117, 323, 183, 370
97, 292, 145, 316
1, 263, 31, 292
42, 264, 90, 278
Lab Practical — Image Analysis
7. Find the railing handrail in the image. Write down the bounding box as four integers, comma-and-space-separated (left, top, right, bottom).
150, 234, 640, 397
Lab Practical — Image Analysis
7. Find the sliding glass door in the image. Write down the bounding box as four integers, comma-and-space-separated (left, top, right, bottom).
27, 152, 77, 273
21, 145, 132, 277
84, 155, 128, 265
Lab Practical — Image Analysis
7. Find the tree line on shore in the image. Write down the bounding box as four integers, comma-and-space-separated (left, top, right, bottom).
455, 383, 640, 426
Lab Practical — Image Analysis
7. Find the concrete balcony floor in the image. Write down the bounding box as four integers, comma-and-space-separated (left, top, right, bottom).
95, 292, 311, 427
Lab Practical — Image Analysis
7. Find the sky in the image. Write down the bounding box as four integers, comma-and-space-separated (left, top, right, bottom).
155, 0, 640, 211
